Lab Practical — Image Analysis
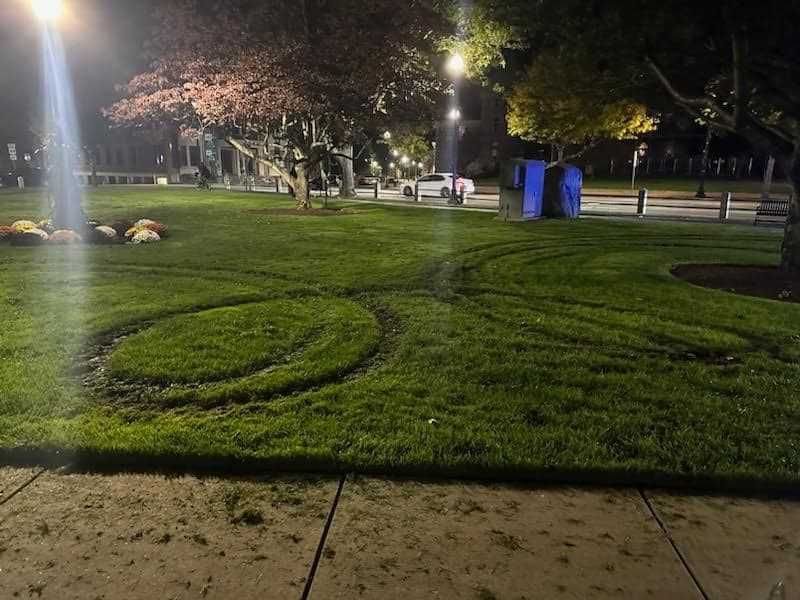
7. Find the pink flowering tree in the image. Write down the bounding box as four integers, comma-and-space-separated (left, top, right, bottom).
106, 0, 446, 208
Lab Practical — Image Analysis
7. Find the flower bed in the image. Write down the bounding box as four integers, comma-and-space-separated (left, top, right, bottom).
0, 218, 169, 247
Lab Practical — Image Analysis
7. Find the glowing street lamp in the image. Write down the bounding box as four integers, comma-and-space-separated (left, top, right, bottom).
32, 0, 63, 21
383, 131, 392, 141
445, 52, 466, 79
392, 149, 400, 158
446, 52, 466, 204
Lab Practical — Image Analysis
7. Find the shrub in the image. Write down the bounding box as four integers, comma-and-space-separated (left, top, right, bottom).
11, 220, 38, 233
11, 228, 49, 246
38, 220, 55, 234
130, 229, 161, 244
111, 221, 134, 237
49, 230, 83, 244
143, 222, 169, 237
134, 219, 158, 228
89, 225, 119, 244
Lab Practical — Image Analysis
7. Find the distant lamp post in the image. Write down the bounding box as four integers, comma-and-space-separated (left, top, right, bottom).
401, 155, 409, 179
446, 52, 466, 204
417, 161, 424, 177
32, 0, 63, 21
632, 142, 649, 191
448, 107, 462, 203
383, 131, 392, 141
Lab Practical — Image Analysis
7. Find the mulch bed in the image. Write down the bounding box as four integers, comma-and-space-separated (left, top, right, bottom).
672, 264, 799, 304
243, 208, 354, 217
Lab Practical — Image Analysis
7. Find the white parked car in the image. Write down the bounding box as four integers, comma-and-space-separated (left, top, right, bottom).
401, 173, 476, 199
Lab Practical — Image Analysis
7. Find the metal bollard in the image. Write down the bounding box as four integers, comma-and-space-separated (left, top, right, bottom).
719, 192, 732, 221
275, 176, 280, 193
374, 181, 380, 199
637, 189, 648, 217
415, 184, 421, 202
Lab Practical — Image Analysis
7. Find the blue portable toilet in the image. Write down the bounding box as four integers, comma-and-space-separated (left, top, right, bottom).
499, 159, 546, 222
543, 163, 583, 218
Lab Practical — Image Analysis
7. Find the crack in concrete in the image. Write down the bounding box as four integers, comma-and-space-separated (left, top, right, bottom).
301, 474, 346, 600
639, 488, 710, 600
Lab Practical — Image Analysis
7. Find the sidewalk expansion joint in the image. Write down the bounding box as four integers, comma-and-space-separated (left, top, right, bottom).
638, 488, 710, 600
0, 468, 47, 507
301, 473, 346, 600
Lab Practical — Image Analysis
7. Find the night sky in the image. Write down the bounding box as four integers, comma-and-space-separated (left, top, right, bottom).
0, 0, 157, 147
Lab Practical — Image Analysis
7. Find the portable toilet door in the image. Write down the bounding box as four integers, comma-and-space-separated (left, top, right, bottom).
522, 160, 546, 219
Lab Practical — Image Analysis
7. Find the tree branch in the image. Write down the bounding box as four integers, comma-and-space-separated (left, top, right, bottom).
645, 57, 735, 128
226, 136, 292, 183
731, 30, 747, 127
546, 139, 602, 168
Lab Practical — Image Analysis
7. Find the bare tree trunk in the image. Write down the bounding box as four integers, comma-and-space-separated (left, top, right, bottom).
696, 128, 713, 198
91, 158, 98, 187
782, 155, 800, 272
336, 145, 356, 198
294, 163, 312, 210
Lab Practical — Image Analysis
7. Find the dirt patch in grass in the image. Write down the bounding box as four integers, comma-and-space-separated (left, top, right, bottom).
243, 208, 354, 217
673, 264, 799, 304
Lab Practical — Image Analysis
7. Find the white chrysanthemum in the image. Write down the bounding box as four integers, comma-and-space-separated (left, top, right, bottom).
130, 229, 161, 244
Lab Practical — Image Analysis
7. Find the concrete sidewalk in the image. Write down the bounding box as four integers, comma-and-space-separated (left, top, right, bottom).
1, 467, 798, 599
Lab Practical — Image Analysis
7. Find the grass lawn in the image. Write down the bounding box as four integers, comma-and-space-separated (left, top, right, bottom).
0, 187, 798, 489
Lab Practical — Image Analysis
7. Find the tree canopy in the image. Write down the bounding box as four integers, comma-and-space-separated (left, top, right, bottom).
506, 49, 656, 162
107, 0, 449, 207
454, 0, 800, 269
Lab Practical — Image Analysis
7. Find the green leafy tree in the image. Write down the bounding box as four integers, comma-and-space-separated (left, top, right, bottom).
506, 50, 656, 163
454, 0, 800, 270
391, 125, 435, 165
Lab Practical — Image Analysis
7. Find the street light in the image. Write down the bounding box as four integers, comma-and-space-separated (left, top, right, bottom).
383, 131, 392, 141
32, 0, 63, 21
446, 53, 466, 204
401, 155, 409, 179
445, 52, 466, 79
447, 107, 462, 203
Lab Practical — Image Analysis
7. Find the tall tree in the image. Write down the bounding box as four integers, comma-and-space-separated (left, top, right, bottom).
506, 49, 656, 163
107, 0, 447, 209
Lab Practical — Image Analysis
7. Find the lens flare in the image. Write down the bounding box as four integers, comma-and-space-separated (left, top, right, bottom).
32, 0, 64, 21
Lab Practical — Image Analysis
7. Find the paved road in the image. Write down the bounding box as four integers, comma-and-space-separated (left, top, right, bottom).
213, 183, 784, 226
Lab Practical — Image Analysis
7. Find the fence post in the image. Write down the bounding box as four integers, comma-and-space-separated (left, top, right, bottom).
637, 189, 648, 217
719, 192, 732, 221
